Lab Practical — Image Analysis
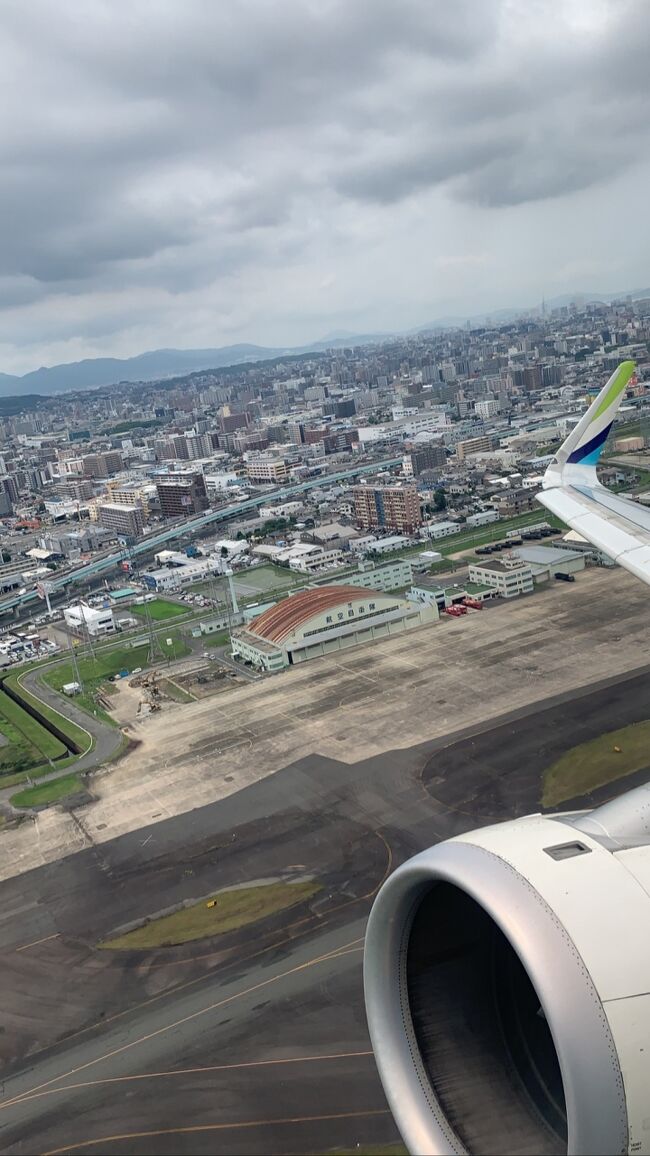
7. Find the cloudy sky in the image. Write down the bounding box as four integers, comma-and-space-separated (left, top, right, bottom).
0, 0, 649, 373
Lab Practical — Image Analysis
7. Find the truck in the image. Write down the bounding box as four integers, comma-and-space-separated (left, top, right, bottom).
444, 605, 467, 617
554, 571, 576, 582
462, 597, 484, 610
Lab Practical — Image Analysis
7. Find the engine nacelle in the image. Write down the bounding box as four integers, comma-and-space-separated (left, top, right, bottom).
364, 786, 650, 1155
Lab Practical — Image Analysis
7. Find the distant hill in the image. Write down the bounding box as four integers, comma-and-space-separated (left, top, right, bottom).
0, 345, 291, 396
0, 336, 400, 397
1, 287, 648, 398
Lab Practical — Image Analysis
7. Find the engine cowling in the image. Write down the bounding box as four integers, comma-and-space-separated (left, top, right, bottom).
364, 786, 650, 1155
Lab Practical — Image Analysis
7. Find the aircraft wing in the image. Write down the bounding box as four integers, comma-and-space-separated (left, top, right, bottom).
538, 360, 650, 585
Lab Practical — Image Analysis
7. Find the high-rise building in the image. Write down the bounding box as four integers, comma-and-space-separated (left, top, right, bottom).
353, 484, 422, 533
82, 451, 124, 478
403, 445, 447, 476
98, 502, 144, 538
220, 412, 250, 433
511, 365, 542, 392
156, 473, 209, 518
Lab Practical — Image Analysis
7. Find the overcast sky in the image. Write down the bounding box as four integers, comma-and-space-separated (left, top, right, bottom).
1, 0, 648, 374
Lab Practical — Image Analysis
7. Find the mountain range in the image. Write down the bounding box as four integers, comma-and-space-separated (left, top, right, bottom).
2, 286, 649, 398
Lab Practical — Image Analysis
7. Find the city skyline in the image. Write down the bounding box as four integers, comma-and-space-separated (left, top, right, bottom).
0, 0, 649, 374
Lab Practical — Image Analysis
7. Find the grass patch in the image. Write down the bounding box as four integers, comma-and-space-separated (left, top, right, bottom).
131, 599, 186, 621
159, 678, 195, 703
542, 720, 650, 807
200, 630, 230, 648
0, 689, 67, 762
10, 773, 82, 808
99, 880, 321, 949
42, 634, 191, 722
436, 512, 566, 555
5, 671, 92, 753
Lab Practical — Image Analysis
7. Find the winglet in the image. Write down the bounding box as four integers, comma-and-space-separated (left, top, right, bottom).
543, 360, 635, 488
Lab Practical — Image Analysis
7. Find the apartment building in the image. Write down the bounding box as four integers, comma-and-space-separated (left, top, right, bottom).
353, 484, 422, 533
456, 434, 499, 461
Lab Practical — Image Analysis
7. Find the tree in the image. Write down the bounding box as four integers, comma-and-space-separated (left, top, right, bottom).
1, 550, 10, 563
433, 489, 446, 511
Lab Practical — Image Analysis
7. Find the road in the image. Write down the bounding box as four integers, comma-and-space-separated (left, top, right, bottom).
0, 661, 124, 807
0, 664, 649, 1153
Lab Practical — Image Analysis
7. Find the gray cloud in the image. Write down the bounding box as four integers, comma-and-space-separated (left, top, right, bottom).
0, 0, 648, 371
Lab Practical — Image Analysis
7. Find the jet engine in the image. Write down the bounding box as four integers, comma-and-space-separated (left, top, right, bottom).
364, 785, 650, 1155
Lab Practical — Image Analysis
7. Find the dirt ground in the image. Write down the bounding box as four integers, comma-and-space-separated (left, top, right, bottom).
3, 567, 650, 881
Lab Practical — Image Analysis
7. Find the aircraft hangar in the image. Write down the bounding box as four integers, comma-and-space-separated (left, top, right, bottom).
230, 584, 438, 670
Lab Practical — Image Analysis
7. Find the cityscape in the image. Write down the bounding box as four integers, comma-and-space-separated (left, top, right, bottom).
0, 298, 649, 1153
2, 0, 650, 1152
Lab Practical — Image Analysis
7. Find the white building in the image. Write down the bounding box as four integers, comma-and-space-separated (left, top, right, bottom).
421, 521, 462, 541
204, 472, 240, 497
475, 398, 500, 420
466, 510, 500, 527
288, 546, 346, 574
64, 602, 116, 637
213, 539, 249, 560
468, 557, 534, 598
365, 535, 412, 556
329, 558, 413, 593
259, 501, 303, 518
142, 557, 221, 592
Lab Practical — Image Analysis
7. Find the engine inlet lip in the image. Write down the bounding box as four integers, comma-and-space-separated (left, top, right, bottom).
364, 840, 628, 1156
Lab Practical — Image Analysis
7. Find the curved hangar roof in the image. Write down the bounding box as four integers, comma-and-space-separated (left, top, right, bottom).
249, 585, 376, 643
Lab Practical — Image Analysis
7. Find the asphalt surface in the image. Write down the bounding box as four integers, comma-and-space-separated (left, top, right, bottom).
0, 665, 649, 1154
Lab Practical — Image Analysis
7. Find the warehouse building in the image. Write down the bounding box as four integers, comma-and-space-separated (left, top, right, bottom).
327, 558, 413, 593
231, 584, 437, 670
513, 544, 586, 583
142, 557, 221, 591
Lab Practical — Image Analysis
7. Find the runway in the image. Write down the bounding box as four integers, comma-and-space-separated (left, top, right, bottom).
1, 664, 649, 1153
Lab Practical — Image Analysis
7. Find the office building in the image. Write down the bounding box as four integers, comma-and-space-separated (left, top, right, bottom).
246, 458, 291, 484
468, 557, 534, 598
98, 502, 145, 539
402, 445, 447, 477
82, 451, 124, 478
156, 473, 209, 518
64, 602, 116, 637
456, 434, 499, 461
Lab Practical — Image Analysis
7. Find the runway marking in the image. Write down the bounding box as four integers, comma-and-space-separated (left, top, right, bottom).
15, 933, 59, 952
0, 939, 364, 1111
9, 1047, 374, 1107
0, 900, 40, 924
334, 662, 379, 685
42, 1108, 391, 1155
0, 829, 389, 1079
